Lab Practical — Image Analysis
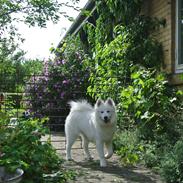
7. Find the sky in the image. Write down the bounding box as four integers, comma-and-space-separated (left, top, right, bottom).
17, 0, 88, 60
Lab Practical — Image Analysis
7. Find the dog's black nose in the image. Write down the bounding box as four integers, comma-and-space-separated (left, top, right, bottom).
104, 116, 108, 123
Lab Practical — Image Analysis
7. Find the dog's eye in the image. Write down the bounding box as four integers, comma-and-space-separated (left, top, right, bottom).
107, 111, 110, 113
101, 111, 104, 113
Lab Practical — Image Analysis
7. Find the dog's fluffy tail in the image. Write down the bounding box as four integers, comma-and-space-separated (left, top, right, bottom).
68, 100, 93, 112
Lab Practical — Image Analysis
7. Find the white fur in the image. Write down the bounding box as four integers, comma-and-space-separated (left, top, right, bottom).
65, 98, 117, 167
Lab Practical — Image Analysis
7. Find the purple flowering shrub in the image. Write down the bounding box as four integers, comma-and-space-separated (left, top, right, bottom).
26, 36, 90, 130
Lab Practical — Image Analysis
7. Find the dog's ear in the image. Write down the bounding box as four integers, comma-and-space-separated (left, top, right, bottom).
96, 99, 103, 107
106, 98, 115, 107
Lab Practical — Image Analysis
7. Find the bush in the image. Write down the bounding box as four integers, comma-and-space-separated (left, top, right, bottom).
26, 36, 90, 129
113, 130, 163, 168
120, 66, 183, 143
113, 130, 144, 165
0, 116, 74, 182
160, 139, 183, 183
141, 142, 160, 169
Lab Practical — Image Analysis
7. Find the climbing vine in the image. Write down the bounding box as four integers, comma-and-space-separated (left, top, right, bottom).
84, 0, 143, 51
84, 2, 164, 101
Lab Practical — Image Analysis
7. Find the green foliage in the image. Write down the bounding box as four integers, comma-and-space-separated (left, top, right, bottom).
160, 153, 180, 183
0, 45, 25, 92
103, 0, 143, 25
0, 55, 44, 93
0, 115, 75, 182
85, 16, 164, 100
0, 33, 44, 93
114, 16, 164, 68
22, 59, 44, 76
94, 0, 143, 46
113, 130, 144, 165
0, 0, 61, 30
85, 28, 129, 100
141, 142, 161, 169
160, 139, 183, 183
120, 66, 183, 142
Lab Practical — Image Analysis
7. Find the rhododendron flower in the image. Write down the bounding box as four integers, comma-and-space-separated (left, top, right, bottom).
61, 60, 66, 64
62, 80, 69, 84
60, 92, 65, 98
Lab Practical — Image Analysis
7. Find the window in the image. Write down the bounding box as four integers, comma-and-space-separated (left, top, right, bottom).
176, 0, 183, 72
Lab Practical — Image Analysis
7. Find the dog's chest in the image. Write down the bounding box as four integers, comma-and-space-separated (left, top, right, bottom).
98, 127, 115, 142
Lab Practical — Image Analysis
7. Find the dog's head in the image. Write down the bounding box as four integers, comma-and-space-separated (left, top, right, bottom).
95, 98, 116, 125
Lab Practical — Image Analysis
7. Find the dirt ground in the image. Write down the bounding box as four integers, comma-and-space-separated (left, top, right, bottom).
48, 133, 165, 183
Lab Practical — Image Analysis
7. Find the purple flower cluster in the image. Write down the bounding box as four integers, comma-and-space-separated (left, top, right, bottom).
25, 38, 90, 126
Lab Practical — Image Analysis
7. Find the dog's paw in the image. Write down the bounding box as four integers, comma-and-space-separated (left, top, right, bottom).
100, 159, 107, 167
66, 157, 73, 161
68, 159, 73, 161
105, 153, 113, 159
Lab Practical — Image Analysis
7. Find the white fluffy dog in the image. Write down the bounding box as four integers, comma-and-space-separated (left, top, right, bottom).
65, 98, 117, 167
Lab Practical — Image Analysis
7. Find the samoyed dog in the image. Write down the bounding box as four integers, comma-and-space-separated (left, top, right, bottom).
65, 98, 117, 167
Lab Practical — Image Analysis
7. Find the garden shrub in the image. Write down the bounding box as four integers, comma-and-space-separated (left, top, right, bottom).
140, 139, 171, 170
113, 130, 144, 165
141, 142, 159, 169
160, 139, 183, 183
0, 116, 75, 182
120, 65, 183, 143
26, 36, 90, 129
90, 0, 143, 48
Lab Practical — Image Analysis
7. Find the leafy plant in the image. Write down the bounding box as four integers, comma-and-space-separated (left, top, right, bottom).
0, 116, 74, 182
0, 41, 44, 93
141, 142, 160, 169
0, 0, 66, 31
160, 139, 183, 183
113, 130, 144, 165
120, 66, 183, 143
84, 16, 164, 102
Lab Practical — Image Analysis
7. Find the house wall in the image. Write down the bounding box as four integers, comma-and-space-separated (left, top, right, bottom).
142, 0, 173, 73
142, 0, 183, 86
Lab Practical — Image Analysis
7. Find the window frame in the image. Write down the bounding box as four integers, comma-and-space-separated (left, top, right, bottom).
175, 0, 183, 73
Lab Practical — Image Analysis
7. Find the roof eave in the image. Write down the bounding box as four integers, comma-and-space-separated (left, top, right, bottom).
57, 0, 95, 48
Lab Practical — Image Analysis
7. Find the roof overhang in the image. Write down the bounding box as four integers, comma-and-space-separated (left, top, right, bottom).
57, 0, 96, 48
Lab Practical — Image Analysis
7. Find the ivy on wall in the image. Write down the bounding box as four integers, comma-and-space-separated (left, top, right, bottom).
83, 0, 164, 100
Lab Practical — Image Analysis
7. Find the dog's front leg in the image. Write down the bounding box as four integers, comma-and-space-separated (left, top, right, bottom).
96, 140, 107, 167
105, 141, 113, 159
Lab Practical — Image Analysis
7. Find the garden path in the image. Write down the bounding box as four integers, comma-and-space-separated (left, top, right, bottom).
50, 133, 165, 183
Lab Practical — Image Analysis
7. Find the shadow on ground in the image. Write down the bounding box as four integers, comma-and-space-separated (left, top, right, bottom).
51, 133, 163, 183
63, 155, 164, 183
74, 160, 160, 183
